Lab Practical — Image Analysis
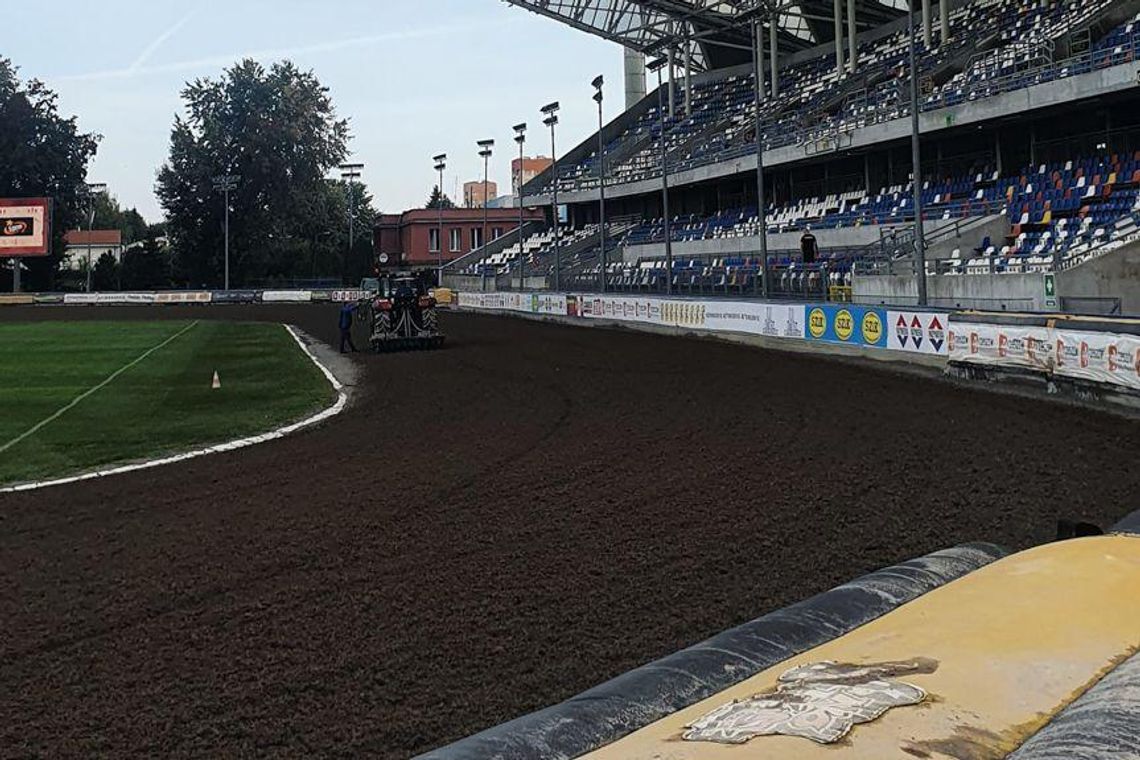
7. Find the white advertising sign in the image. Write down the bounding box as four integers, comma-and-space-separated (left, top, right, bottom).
262, 290, 313, 303
886, 311, 950, 356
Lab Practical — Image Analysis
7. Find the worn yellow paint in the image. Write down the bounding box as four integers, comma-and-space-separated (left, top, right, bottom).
581, 536, 1140, 760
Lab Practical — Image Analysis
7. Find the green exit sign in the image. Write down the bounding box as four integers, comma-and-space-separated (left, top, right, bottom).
1044, 273, 1058, 309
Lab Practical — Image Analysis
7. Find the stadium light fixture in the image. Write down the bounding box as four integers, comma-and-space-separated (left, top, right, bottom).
339, 163, 365, 286
542, 103, 561, 290
513, 124, 527, 292
433, 154, 447, 285
592, 74, 607, 293
83, 182, 108, 294
477, 140, 494, 290
646, 58, 674, 294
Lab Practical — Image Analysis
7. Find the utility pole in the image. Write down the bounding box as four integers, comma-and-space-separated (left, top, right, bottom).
84, 183, 107, 293
907, 2, 928, 305
212, 174, 239, 290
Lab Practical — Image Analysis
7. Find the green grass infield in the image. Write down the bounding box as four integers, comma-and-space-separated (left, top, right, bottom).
0, 320, 336, 486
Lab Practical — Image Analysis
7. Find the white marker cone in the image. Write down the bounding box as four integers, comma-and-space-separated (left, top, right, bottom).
211, 371, 221, 389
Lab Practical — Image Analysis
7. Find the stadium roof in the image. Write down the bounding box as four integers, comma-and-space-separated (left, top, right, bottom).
503, 0, 911, 70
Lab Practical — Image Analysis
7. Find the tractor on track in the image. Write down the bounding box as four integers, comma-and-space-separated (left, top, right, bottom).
357, 272, 445, 351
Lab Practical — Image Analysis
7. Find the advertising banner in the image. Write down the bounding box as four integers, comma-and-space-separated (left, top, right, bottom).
805, 305, 888, 348
886, 311, 950, 356
0, 198, 51, 257
0, 294, 35, 306
330, 290, 366, 303
1053, 329, 1140, 392
948, 321, 1053, 372
63, 292, 156, 305
261, 290, 312, 303
155, 291, 211, 304
211, 290, 259, 304
703, 301, 807, 339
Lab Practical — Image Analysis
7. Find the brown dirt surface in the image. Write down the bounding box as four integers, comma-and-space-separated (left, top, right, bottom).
1, 304, 1137, 758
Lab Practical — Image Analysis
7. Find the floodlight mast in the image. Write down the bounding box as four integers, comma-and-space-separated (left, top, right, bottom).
541, 102, 561, 290
647, 57, 673, 294
592, 75, 607, 292
84, 182, 108, 293
433, 153, 447, 285
513, 124, 527, 291
477, 140, 495, 291
339, 163, 364, 287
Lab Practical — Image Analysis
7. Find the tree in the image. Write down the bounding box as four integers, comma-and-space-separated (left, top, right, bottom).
92, 251, 119, 291
121, 234, 171, 290
0, 58, 99, 290
92, 192, 148, 245
156, 59, 351, 287
426, 185, 455, 210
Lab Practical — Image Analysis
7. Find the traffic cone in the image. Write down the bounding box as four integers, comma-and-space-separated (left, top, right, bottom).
212, 371, 221, 389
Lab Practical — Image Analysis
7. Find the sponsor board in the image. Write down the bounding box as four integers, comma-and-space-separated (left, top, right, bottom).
33, 293, 64, 304
261, 290, 313, 303
330, 289, 366, 303
804, 305, 888, 348
0, 294, 35, 306
0, 198, 51, 256
887, 311, 950, 355
948, 321, 1052, 372
211, 290, 259, 304
155, 291, 212, 304
1053, 329, 1140, 392
63, 292, 157, 305
458, 291, 568, 315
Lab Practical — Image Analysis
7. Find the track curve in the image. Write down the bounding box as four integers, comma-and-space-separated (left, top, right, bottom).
1, 304, 1137, 758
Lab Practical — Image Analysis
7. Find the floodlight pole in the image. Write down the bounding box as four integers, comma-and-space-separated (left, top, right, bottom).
477, 140, 494, 292
84, 182, 106, 293
212, 174, 240, 290
907, 2, 929, 306
434, 154, 447, 287
339, 163, 364, 287
593, 75, 607, 293
753, 18, 771, 298
543, 102, 561, 291
513, 124, 527, 291
650, 61, 673, 294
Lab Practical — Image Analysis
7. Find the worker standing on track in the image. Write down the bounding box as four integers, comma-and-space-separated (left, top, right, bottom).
338, 302, 358, 353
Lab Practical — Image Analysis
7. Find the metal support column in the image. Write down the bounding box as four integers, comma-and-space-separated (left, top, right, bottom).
667, 48, 676, 118
908, 1, 928, 306
833, 0, 845, 74
11, 258, 20, 293
922, 0, 932, 49
684, 39, 692, 117
753, 18, 770, 298
847, 0, 858, 73
769, 17, 779, 99
940, 0, 950, 45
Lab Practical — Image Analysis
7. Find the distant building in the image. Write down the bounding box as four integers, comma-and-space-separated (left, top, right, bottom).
63, 230, 123, 269
373, 207, 544, 268
463, 180, 498, 209
512, 156, 552, 196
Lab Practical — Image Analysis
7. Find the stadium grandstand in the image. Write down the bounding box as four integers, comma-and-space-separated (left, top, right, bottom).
443, 0, 1140, 314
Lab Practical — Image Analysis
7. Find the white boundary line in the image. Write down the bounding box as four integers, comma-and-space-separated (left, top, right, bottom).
0, 324, 348, 494
0, 320, 200, 455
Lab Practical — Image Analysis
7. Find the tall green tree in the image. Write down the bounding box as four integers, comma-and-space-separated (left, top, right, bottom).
92, 193, 148, 245
156, 59, 352, 287
0, 58, 100, 290
425, 185, 455, 210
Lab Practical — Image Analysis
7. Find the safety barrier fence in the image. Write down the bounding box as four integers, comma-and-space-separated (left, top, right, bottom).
5, 288, 1138, 398
458, 291, 1140, 397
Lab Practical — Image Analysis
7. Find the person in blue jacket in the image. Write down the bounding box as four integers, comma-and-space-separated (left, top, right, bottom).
338, 302, 358, 353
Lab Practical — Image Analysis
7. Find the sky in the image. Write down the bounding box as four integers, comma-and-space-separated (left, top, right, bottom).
3, 0, 628, 222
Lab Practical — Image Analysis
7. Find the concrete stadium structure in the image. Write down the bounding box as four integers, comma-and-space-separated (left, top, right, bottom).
448, 0, 1140, 316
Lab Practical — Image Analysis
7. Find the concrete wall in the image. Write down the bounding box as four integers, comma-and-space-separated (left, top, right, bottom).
1057, 239, 1140, 315
853, 272, 1043, 311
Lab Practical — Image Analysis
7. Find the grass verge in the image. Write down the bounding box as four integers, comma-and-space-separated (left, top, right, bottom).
0, 320, 335, 486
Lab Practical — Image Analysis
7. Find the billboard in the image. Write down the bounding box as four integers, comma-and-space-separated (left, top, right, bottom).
804, 304, 888, 348
0, 198, 51, 257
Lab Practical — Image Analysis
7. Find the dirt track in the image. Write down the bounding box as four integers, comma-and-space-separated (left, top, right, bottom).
1, 304, 1137, 758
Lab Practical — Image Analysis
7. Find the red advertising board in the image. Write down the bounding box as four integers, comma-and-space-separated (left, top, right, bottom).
0, 198, 52, 257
